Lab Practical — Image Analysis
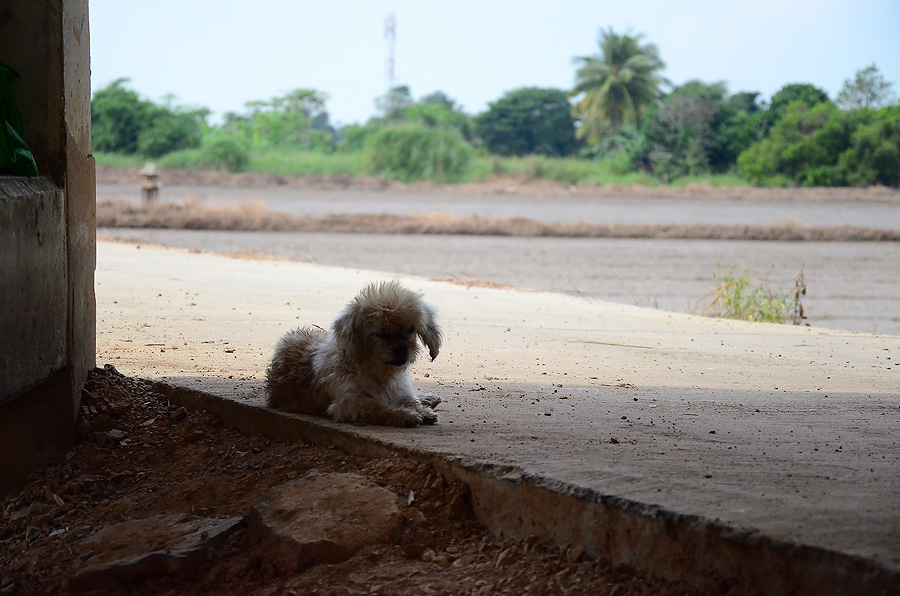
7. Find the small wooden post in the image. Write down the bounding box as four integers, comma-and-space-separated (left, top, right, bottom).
140, 163, 159, 204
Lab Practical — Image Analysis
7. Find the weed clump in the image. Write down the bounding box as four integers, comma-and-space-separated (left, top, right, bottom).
696, 265, 807, 325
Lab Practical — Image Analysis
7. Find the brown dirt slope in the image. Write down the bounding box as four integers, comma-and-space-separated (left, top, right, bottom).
1, 367, 715, 596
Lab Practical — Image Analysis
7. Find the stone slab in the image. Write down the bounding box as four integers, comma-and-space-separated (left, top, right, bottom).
70, 513, 244, 590
249, 473, 403, 574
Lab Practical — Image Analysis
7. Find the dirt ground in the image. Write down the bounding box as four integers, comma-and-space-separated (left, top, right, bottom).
95, 198, 900, 242
96, 164, 900, 203
0, 367, 710, 596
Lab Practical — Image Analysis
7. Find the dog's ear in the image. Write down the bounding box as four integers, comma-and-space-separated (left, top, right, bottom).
417, 304, 442, 361
332, 301, 365, 349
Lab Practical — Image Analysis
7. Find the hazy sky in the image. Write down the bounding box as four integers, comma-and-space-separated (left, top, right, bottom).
89, 0, 900, 125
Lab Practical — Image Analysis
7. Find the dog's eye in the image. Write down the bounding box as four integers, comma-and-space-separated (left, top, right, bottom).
406, 325, 415, 336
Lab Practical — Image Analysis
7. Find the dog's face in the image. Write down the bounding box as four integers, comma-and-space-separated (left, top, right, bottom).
332, 281, 442, 371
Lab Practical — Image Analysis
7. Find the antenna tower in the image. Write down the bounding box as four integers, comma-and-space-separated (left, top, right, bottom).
385, 13, 396, 90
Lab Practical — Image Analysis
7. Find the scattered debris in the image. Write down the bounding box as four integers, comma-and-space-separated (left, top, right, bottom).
0, 367, 698, 595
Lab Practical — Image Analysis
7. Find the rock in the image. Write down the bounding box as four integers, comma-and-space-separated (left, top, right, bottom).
69, 514, 244, 591
248, 472, 404, 574
185, 430, 205, 443
566, 544, 586, 564
496, 547, 516, 567
401, 541, 426, 560
102, 363, 123, 377
107, 401, 129, 415
76, 419, 93, 441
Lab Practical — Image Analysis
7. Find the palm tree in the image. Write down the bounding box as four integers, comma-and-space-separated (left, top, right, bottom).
571, 28, 667, 144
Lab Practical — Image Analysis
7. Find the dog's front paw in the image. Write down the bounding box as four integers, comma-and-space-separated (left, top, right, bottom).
383, 408, 424, 427
419, 394, 441, 409
419, 406, 438, 425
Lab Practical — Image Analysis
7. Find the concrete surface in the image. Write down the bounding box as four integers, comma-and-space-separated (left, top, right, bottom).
96, 240, 900, 594
101, 227, 900, 336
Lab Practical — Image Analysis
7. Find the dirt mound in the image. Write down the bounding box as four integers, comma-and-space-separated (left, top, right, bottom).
1, 367, 704, 595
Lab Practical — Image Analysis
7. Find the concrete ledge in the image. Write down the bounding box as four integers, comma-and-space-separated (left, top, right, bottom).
0, 177, 67, 403
150, 379, 899, 596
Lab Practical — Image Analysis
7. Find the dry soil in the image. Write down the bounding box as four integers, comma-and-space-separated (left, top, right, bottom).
1, 366, 714, 596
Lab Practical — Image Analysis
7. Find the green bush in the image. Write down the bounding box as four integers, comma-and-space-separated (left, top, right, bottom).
624, 81, 766, 181
159, 134, 249, 172
707, 109, 767, 173
738, 102, 900, 187
475, 87, 579, 157
92, 79, 206, 157
223, 89, 335, 151
837, 106, 900, 186
367, 124, 472, 182
200, 135, 249, 172
137, 110, 202, 158
402, 103, 475, 142
92, 79, 155, 154
247, 149, 368, 177
468, 153, 656, 185
157, 149, 204, 170
337, 123, 382, 153
638, 81, 728, 180
762, 83, 830, 132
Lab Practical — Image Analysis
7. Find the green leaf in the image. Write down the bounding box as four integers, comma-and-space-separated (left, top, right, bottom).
0, 63, 38, 176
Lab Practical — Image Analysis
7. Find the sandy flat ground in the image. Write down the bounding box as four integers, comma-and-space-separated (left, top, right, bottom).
98, 182, 900, 336
98, 182, 900, 228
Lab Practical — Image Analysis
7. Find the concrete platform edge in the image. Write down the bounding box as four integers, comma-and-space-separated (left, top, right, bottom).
148, 378, 898, 596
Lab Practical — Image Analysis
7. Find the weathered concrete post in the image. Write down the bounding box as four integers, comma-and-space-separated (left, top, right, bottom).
0, 0, 96, 495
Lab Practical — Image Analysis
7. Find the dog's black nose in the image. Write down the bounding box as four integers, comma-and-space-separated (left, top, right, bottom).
388, 344, 409, 366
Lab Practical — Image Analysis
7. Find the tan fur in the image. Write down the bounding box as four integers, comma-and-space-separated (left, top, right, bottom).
266, 281, 442, 427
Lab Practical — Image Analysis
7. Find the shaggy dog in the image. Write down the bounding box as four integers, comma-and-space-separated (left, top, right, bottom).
266, 280, 442, 426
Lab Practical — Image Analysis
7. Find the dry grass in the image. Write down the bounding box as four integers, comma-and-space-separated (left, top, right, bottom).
98, 199, 900, 242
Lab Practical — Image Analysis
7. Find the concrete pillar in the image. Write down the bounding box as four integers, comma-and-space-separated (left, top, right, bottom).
0, 0, 96, 494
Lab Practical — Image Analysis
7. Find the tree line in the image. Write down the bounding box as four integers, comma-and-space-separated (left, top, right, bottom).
91, 29, 899, 187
